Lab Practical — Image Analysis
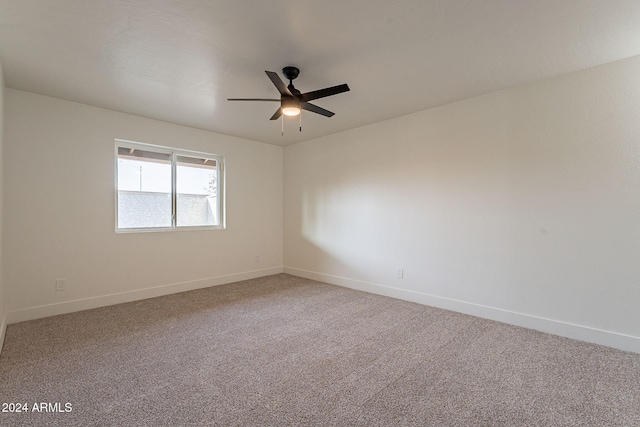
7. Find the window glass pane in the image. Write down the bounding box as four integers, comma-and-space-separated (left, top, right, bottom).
116, 143, 223, 232
176, 156, 218, 227
117, 152, 172, 229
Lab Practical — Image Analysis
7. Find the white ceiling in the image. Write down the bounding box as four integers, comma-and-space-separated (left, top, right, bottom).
2, 0, 640, 146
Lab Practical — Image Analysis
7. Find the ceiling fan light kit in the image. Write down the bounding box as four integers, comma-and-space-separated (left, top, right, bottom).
281, 98, 301, 117
228, 66, 350, 134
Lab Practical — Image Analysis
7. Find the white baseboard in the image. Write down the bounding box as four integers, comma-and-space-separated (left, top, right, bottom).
7, 267, 284, 324
284, 267, 640, 355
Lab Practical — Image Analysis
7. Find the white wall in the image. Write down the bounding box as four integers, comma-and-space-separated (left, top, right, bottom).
0, 60, 6, 352
284, 55, 640, 353
4, 89, 283, 322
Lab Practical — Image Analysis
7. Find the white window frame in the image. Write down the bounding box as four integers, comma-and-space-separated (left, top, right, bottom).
115, 139, 225, 233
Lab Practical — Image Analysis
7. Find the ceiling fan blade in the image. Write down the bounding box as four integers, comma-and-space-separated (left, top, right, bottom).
227, 98, 280, 102
265, 71, 293, 97
298, 84, 350, 102
301, 102, 335, 117
270, 108, 283, 120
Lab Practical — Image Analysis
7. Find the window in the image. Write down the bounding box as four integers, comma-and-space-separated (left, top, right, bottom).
116, 140, 224, 232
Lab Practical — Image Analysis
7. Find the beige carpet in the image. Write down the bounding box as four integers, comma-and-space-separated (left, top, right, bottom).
0, 273, 639, 426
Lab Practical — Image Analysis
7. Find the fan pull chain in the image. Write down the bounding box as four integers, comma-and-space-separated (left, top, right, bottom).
299, 111, 302, 132
281, 115, 284, 136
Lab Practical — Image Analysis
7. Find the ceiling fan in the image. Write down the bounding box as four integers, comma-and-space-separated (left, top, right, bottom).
227, 66, 350, 121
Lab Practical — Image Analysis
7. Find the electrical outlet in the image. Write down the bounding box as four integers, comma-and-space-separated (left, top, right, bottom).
55, 279, 66, 291
396, 268, 404, 279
